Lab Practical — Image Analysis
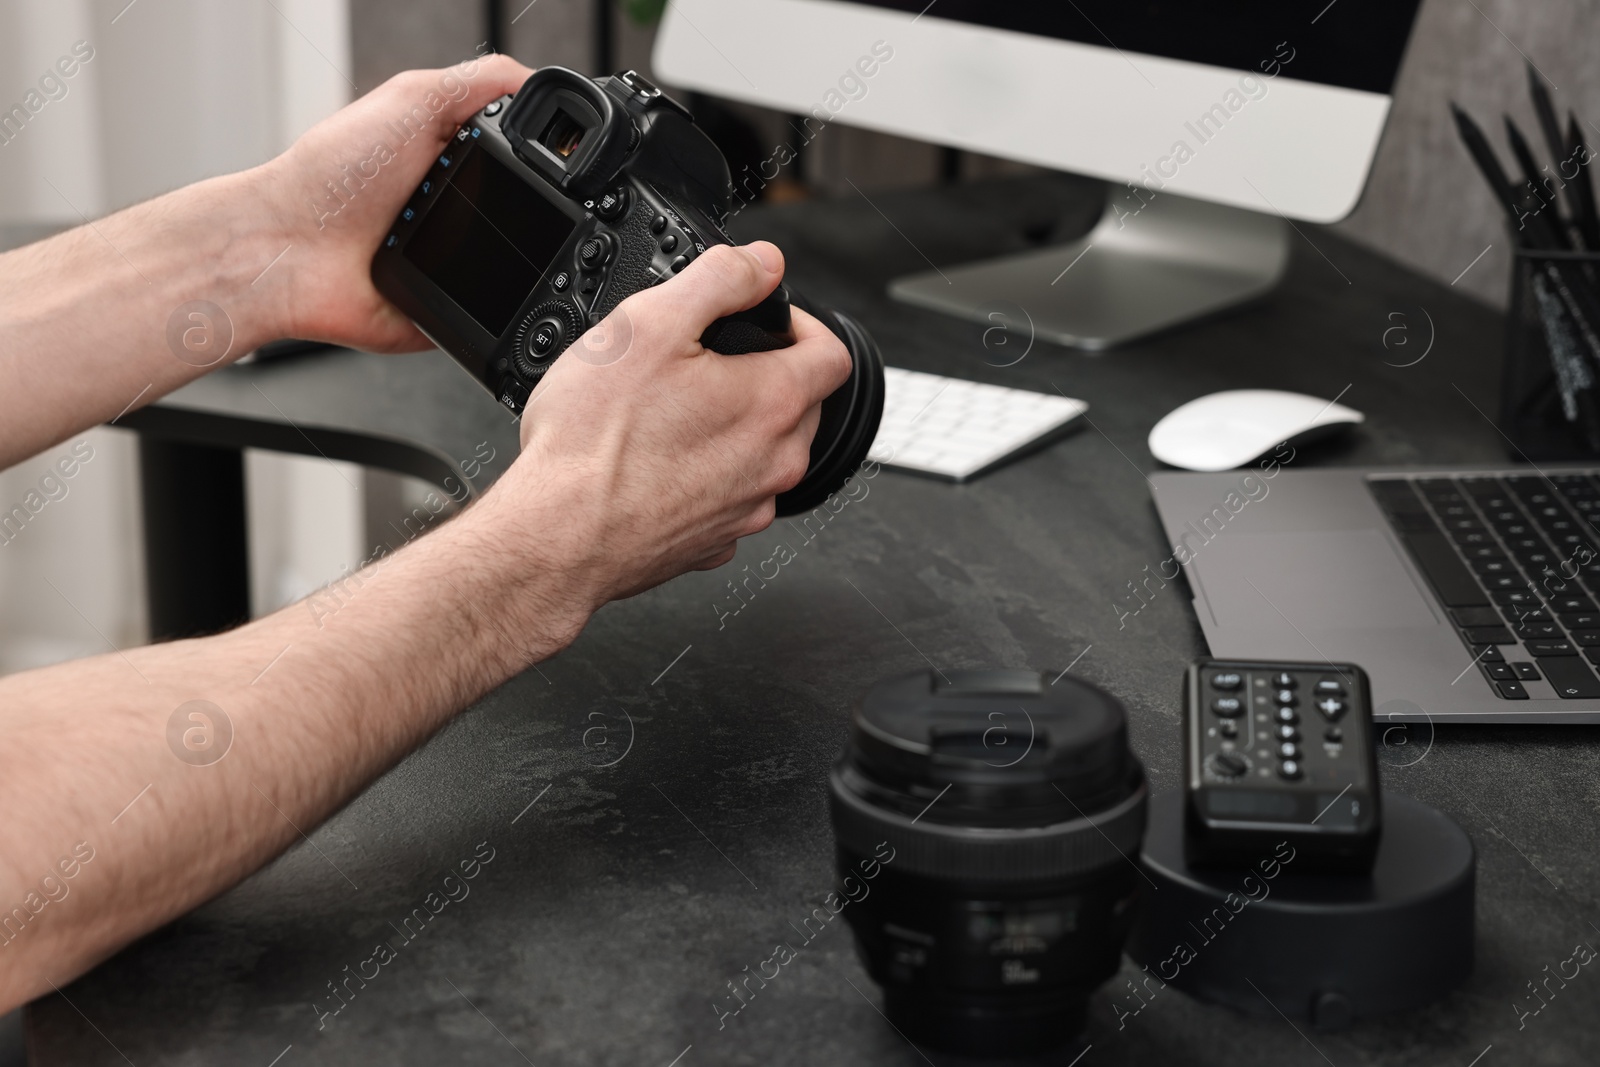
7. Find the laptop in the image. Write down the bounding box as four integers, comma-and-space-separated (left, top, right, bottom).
1149, 465, 1600, 724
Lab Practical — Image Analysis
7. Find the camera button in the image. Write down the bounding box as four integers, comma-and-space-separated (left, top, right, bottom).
650, 214, 669, 235
580, 276, 599, 297
660, 234, 679, 254
482, 100, 503, 117
551, 270, 571, 293
594, 188, 628, 221
530, 321, 562, 356
579, 234, 616, 271
670, 254, 690, 273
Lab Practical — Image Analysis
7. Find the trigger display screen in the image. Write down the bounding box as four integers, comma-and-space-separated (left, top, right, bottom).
404, 146, 575, 336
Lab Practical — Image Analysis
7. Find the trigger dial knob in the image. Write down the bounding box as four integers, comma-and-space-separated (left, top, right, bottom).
1208, 751, 1250, 779
512, 301, 583, 380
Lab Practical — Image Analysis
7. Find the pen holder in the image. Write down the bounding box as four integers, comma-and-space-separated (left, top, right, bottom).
1503, 247, 1600, 460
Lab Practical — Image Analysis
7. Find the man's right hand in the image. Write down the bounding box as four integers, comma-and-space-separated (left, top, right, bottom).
467, 240, 853, 646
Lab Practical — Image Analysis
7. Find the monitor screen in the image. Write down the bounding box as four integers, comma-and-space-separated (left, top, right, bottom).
839, 1, 1421, 94
404, 147, 575, 336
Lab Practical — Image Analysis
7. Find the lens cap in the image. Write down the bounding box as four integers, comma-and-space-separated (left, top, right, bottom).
840, 669, 1142, 829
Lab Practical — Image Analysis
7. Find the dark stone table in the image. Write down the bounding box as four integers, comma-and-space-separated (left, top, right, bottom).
28, 177, 1600, 1065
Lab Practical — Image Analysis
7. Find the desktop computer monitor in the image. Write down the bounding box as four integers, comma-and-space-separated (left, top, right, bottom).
654, 0, 1423, 349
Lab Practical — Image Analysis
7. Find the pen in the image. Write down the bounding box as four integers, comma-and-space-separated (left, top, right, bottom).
1565, 113, 1600, 253
1524, 62, 1591, 249
1505, 116, 1571, 249
1528, 62, 1569, 182
1454, 103, 1600, 445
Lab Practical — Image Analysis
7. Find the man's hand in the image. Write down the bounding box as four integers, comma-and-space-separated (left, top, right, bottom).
0, 53, 535, 464
257, 54, 537, 352
0, 55, 854, 1012
467, 241, 853, 639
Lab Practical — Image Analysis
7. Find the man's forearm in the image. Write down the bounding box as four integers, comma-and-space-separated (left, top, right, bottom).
0, 479, 594, 1010
0, 167, 287, 467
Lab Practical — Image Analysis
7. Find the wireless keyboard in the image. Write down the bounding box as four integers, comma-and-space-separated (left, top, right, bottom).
868, 367, 1088, 481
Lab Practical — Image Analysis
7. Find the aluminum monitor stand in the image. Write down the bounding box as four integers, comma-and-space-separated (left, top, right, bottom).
889, 187, 1290, 351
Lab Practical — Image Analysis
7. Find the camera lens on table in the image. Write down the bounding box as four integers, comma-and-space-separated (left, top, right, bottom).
828, 668, 1148, 1057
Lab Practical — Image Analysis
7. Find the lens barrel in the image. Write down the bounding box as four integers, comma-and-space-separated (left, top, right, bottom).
829, 669, 1148, 1056
774, 295, 884, 517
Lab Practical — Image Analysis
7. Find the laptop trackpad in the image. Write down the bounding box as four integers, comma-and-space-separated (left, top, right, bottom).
1198, 530, 1442, 630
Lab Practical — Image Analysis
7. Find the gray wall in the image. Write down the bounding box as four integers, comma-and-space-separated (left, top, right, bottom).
1336, 0, 1600, 308
351, 0, 1600, 310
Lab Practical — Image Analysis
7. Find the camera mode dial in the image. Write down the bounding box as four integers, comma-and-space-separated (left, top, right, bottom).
512, 301, 583, 380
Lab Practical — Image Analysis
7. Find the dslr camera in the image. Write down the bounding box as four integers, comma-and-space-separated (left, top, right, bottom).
372, 67, 884, 514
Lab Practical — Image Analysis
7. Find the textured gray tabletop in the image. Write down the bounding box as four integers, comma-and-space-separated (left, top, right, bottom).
28, 177, 1600, 1066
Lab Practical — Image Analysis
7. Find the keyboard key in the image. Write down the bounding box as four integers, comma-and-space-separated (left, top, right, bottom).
1449, 607, 1504, 627
1471, 559, 1517, 577
1400, 532, 1489, 607
1572, 631, 1600, 646
1516, 622, 1563, 640
1493, 590, 1541, 608
1512, 662, 1542, 680
1562, 613, 1600, 628
1496, 680, 1530, 699
1472, 645, 1506, 662
1484, 663, 1515, 680
1537, 656, 1600, 698
1550, 596, 1598, 613
1464, 626, 1515, 644
1528, 641, 1578, 656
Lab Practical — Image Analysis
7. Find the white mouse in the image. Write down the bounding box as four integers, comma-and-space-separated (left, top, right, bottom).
1148, 389, 1364, 472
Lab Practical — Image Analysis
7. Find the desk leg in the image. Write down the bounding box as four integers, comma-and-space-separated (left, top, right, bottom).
139, 439, 251, 641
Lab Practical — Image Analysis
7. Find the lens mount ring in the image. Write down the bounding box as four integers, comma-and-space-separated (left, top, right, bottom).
829, 769, 1148, 884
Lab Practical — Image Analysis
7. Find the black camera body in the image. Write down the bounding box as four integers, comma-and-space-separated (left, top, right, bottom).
372, 67, 882, 514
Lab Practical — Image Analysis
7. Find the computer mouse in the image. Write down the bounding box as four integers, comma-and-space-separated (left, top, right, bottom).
1148, 389, 1364, 472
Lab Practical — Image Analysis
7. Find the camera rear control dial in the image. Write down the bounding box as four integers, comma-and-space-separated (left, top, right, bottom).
511, 301, 583, 380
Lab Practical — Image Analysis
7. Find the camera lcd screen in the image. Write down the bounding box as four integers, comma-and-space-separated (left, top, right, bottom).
404, 146, 575, 336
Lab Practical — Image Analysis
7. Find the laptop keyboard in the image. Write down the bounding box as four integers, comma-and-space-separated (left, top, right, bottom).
1370, 473, 1600, 700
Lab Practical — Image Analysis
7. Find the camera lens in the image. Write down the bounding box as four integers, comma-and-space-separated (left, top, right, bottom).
775, 294, 884, 516
828, 669, 1147, 1057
